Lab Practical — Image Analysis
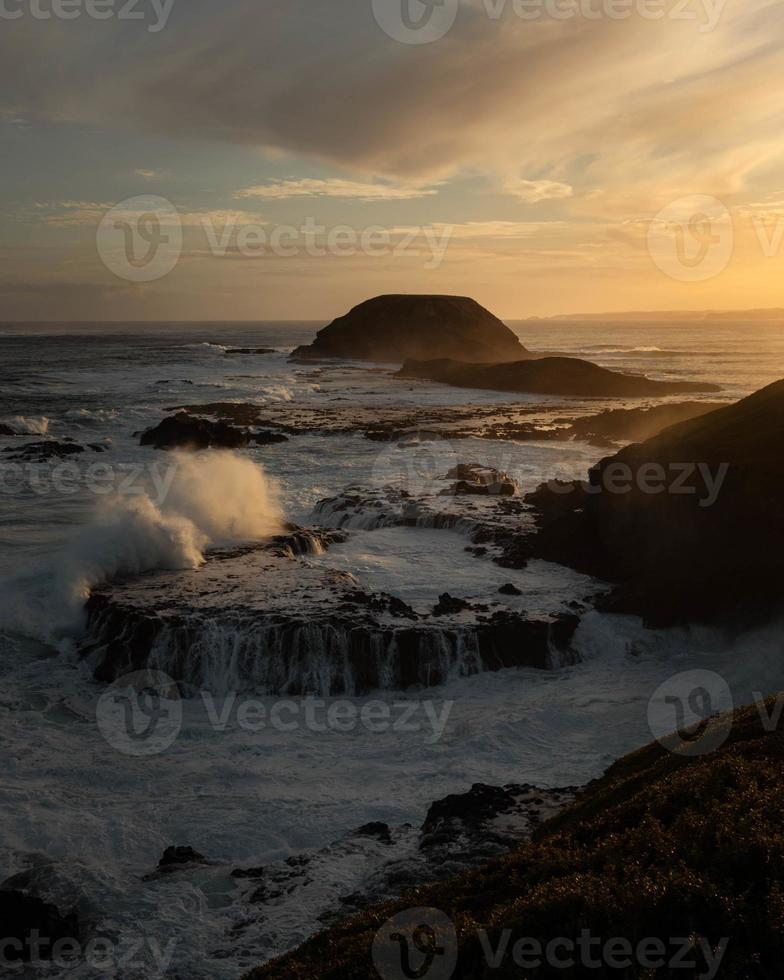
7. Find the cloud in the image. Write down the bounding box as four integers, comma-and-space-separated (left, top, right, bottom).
1, 0, 781, 204
236, 178, 438, 201
505, 179, 574, 203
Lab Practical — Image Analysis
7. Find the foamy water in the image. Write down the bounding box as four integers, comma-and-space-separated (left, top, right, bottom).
1, 320, 783, 977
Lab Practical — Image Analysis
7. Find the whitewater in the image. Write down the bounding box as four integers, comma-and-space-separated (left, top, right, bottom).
1, 319, 784, 977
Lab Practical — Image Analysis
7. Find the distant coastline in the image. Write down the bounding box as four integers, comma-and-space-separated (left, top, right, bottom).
530, 308, 784, 322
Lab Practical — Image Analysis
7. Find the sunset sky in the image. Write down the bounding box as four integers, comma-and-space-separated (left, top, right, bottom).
2, 0, 783, 321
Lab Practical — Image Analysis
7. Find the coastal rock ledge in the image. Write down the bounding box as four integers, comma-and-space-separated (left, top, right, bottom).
291, 295, 529, 364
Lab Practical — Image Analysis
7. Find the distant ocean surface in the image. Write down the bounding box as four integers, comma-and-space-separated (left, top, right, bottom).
1, 319, 783, 978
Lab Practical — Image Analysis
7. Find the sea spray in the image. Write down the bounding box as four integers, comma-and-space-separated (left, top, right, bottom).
1, 452, 285, 642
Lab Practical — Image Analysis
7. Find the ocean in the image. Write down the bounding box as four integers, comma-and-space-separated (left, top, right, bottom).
1, 319, 783, 977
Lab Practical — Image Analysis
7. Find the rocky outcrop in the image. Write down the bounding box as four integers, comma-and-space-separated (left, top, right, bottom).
224, 347, 277, 355
443, 463, 518, 497
247, 698, 784, 980
2, 440, 105, 461
140, 412, 288, 450
568, 400, 726, 447
399, 355, 721, 397
0, 890, 82, 964
291, 295, 528, 363
229, 782, 574, 956
79, 527, 581, 693
525, 378, 784, 626
0, 423, 16, 436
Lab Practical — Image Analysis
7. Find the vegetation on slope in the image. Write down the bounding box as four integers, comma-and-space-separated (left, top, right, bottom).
246, 698, 784, 979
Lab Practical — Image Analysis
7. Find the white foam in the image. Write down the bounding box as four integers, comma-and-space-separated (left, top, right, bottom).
5, 415, 50, 435
3, 452, 284, 641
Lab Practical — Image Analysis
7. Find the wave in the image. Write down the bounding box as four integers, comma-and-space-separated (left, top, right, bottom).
1, 452, 285, 642
3, 415, 50, 435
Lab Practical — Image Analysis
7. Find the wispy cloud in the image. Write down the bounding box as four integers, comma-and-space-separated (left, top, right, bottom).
135, 169, 168, 181
505, 179, 573, 204
235, 178, 438, 201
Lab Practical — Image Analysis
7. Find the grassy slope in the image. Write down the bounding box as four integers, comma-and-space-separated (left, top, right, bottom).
246, 699, 784, 979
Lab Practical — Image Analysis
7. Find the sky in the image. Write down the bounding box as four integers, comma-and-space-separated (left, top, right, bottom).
1, 0, 784, 321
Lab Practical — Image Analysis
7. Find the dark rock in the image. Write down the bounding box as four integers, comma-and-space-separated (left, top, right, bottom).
351, 823, 393, 845
423, 783, 520, 833
231, 866, 266, 879
0, 423, 16, 436
568, 400, 726, 446
0, 890, 81, 963
158, 846, 206, 869
224, 347, 276, 355
140, 412, 288, 450
432, 593, 471, 616
3, 441, 85, 461
291, 295, 528, 364
398, 355, 720, 396
498, 583, 523, 596
525, 378, 784, 626
442, 462, 518, 497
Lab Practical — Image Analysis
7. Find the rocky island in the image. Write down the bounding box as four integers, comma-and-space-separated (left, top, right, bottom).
399, 355, 721, 397
291, 294, 529, 363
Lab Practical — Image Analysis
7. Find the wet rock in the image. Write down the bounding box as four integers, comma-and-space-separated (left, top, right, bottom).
432, 594, 471, 616
0, 423, 16, 436
224, 347, 276, 355
442, 462, 518, 497
399, 355, 721, 397
231, 866, 266, 879
352, 823, 393, 845
159, 845, 206, 869
80, 543, 581, 693
140, 412, 288, 450
0, 890, 82, 963
3, 441, 86, 461
498, 583, 523, 596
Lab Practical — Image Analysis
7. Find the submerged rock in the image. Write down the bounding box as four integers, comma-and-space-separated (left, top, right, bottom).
399, 355, 721, 397
2, 441, 93, 461
291, 295, 528, 364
